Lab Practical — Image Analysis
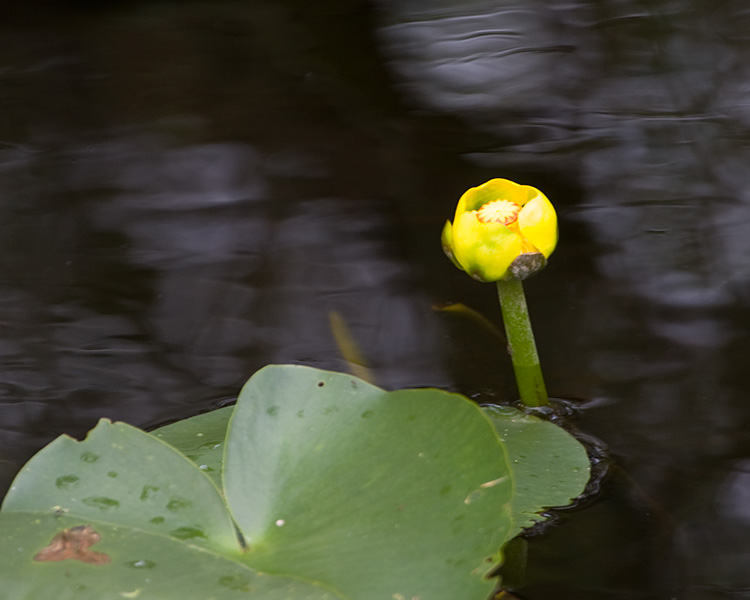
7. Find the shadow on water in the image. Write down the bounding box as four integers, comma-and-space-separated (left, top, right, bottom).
2, 0, 750, 597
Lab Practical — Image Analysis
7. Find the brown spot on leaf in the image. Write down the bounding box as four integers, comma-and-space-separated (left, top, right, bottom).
34, 525, 110, 565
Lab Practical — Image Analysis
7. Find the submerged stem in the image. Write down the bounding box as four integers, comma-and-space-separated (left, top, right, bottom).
496, 278, 549, 407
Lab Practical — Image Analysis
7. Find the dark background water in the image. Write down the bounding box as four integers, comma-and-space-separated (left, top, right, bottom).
2, 1, 750, 598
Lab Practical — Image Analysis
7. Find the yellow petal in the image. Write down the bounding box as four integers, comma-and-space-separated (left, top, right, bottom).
441, 220, 464, 271
452, 211, 523, 281
518, 191, 558, 258
456, 179, 526, 217
445, 178, 557, 282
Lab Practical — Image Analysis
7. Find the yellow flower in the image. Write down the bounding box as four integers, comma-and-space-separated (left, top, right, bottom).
441, 179, 558, 282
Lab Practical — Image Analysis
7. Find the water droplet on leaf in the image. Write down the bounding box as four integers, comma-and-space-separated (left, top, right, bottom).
219, 575, 251, 591
81, 497, 120, 510
169, 526, 206, 540
166, 497, 192, 512
80, 452, 100, 463
140, 485, 159, 502
129, 560, 156, 569
55, 475, 79, 489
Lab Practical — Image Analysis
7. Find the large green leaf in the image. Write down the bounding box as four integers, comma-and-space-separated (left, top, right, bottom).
224, 365, 514, 600
152, 396, 591, 546
0, 366, 590, 600
0, 513, 339, 600
2, 420, 239, 553
0, 421, 339, 600
153, 406, 234, 489
483, 405, 590, 537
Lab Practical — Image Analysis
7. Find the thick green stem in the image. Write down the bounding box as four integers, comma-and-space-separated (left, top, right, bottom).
496, 278, 549, 407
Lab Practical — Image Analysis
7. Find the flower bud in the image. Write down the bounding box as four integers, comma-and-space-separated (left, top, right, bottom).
441, 179, 557, 282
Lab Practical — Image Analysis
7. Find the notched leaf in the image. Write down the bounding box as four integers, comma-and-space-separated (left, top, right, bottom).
34, 525, 110, 565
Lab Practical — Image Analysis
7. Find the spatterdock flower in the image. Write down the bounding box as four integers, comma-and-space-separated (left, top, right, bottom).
441, 179, 558, 282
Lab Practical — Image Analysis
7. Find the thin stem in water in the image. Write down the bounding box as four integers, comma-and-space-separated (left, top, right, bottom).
496, 278, 549, 407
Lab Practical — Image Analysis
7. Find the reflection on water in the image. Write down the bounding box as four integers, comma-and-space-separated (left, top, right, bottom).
378, 3, 750, 594
0, 0, 448, 488
378, 0, 750, 300
2, 0, 750, 597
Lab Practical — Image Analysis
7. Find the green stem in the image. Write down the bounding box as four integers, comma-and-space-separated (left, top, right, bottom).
496, 278, 549, 407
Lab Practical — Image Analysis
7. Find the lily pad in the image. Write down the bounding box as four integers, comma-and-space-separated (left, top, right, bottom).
225, 365, 514, 600
0, 420, 338, 600
0, 365, 590, 599
0, 512, 338, 600
2, 419, 239, 553
152, 393, 591, 544
483, 405, 590, 537
153, 406, 234, 489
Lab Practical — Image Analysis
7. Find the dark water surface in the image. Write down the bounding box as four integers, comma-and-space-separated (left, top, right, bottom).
2, 1, 750, 598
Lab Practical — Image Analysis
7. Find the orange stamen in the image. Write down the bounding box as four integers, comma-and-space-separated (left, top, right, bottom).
475, 199, 521, 225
